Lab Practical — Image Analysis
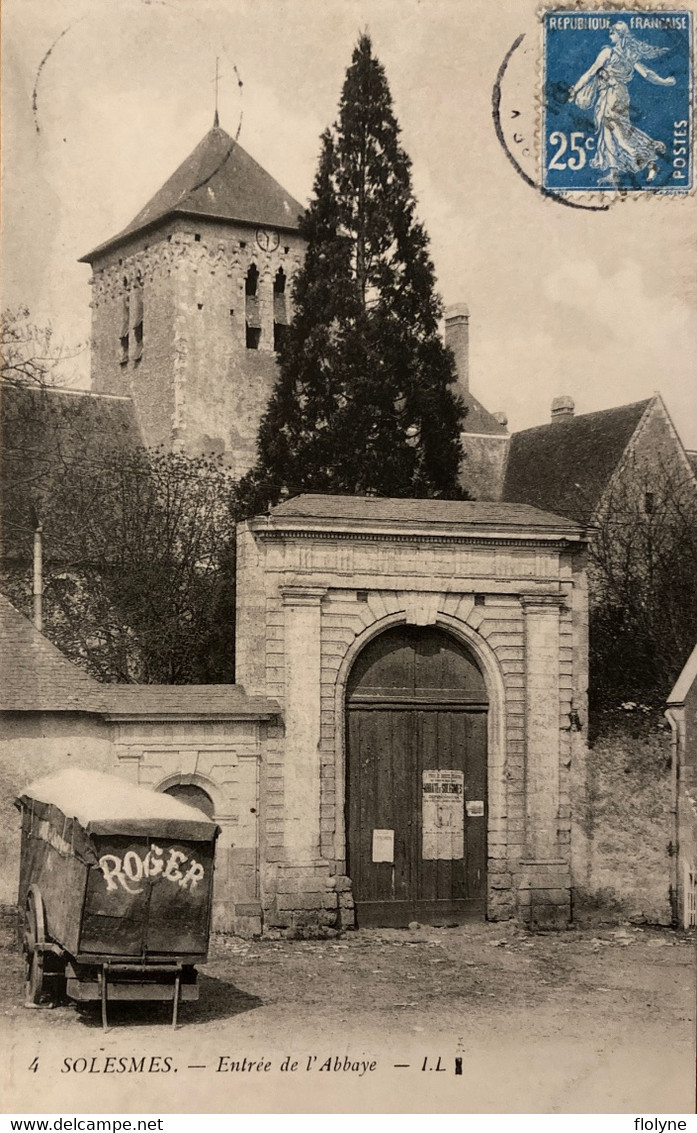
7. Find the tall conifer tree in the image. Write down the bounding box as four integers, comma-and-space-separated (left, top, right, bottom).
237, 34, 466, 514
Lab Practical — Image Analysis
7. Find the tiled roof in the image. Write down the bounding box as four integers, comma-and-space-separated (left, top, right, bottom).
1, 384, 143, 561
501, 400, 652, 523
270, 493, 584, 532
0, 594, 109, 712
0, 593, 279, 718
81, 125, 305, 262
102, 685, 279, 719
462, 393, 508, 436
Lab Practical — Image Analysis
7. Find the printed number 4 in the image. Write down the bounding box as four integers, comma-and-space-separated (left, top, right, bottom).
549, 131, 587, 170
28, 1057, 39, 1074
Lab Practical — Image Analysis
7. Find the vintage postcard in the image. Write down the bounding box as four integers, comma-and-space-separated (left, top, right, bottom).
1, 0, 696, 1118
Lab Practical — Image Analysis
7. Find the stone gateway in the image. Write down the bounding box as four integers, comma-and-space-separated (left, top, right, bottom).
235, 494, 589, 933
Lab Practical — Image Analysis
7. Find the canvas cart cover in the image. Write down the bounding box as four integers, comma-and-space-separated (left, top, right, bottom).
16, 768, 220, 840
17, 769, 220, 958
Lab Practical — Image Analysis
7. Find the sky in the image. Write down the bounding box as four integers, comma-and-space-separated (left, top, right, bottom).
2, 0, 696, 447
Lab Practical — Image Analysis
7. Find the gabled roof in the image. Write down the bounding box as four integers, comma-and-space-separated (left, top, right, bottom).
270, 493, 584, 534
80, 125, 305, 263
0, 594, 110, 712
501, 399, 652, 524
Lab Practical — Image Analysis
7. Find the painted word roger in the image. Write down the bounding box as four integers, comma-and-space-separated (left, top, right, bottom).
543, 10, 693, 191
99, 844, 205, 894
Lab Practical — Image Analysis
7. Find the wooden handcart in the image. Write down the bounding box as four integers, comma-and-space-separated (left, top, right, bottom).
16, 768, 220, 1029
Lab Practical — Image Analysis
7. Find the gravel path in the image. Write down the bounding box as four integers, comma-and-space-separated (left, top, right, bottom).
1, 922, 694, 1113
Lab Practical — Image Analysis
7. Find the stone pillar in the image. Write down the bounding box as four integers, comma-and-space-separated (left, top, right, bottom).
522, 594, 563, 857
280, 586, 326, 860
520, 594, 570, 926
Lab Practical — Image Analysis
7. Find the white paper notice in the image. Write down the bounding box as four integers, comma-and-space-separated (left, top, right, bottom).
422, 769, 464, 860
372, 828, 394, 863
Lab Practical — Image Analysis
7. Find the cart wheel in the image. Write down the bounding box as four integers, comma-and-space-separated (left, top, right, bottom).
23, 888, 46, 1006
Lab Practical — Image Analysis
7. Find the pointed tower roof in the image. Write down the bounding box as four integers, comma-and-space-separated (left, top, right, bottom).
80, 124, 304, 263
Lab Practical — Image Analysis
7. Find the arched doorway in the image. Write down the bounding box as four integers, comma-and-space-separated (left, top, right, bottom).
163, 782, 215, 820
346, 625, 488, 927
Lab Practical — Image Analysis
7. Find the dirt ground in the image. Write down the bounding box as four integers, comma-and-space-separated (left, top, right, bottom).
1, 921, 695, 1114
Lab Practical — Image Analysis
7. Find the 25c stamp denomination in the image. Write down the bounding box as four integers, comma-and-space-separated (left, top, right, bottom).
543, 10, 693, 192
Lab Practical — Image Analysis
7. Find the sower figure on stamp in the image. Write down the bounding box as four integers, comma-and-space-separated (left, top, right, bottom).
568, 21, 676, 185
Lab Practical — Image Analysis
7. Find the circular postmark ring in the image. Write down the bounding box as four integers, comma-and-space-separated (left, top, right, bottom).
492, 33, 611, 211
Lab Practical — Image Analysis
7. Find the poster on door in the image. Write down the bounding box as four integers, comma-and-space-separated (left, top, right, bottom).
422, 769, 464, 860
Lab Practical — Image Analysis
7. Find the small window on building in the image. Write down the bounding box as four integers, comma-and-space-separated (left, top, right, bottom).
132, 285, 144, 363
245, 264, 261, 350
685, 865, 697, 928
644, 491, 655, 515
120, 293, 129, 365
194, 233, 201, 242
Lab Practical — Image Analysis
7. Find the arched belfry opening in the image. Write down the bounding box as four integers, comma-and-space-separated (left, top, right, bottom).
273, 268, 289, 352
345, 624, 489, 928
245, 264, 261, 350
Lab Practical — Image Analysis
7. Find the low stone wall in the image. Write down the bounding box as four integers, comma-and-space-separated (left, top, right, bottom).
575, 708, 673, 925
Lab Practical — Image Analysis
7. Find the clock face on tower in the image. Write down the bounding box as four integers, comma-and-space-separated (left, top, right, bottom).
256, 228, 280, 253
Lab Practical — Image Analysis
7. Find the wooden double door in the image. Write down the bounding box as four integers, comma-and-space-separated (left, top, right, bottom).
346, 626, 489, 928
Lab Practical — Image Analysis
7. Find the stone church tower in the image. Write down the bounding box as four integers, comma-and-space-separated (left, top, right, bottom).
80, 120, 306, 478
80, 119, 509, 497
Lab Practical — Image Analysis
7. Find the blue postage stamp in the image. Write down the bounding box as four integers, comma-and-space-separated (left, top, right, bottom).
543, 10, 693, 192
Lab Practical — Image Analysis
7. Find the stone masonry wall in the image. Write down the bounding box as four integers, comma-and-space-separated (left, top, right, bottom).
88, 218, 305, 478
111, 716, 266, 934
575, 710, 673, 926
0, 708, 271, 937
460, 434, 510, 502
0, 713, 114, 907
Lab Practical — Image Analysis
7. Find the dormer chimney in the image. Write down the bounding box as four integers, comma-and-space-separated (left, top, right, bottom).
551, 395, 575, 423
445, 303, 469, 394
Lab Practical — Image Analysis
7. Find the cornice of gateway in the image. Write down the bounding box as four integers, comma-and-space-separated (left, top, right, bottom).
249, 527, 587, 551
